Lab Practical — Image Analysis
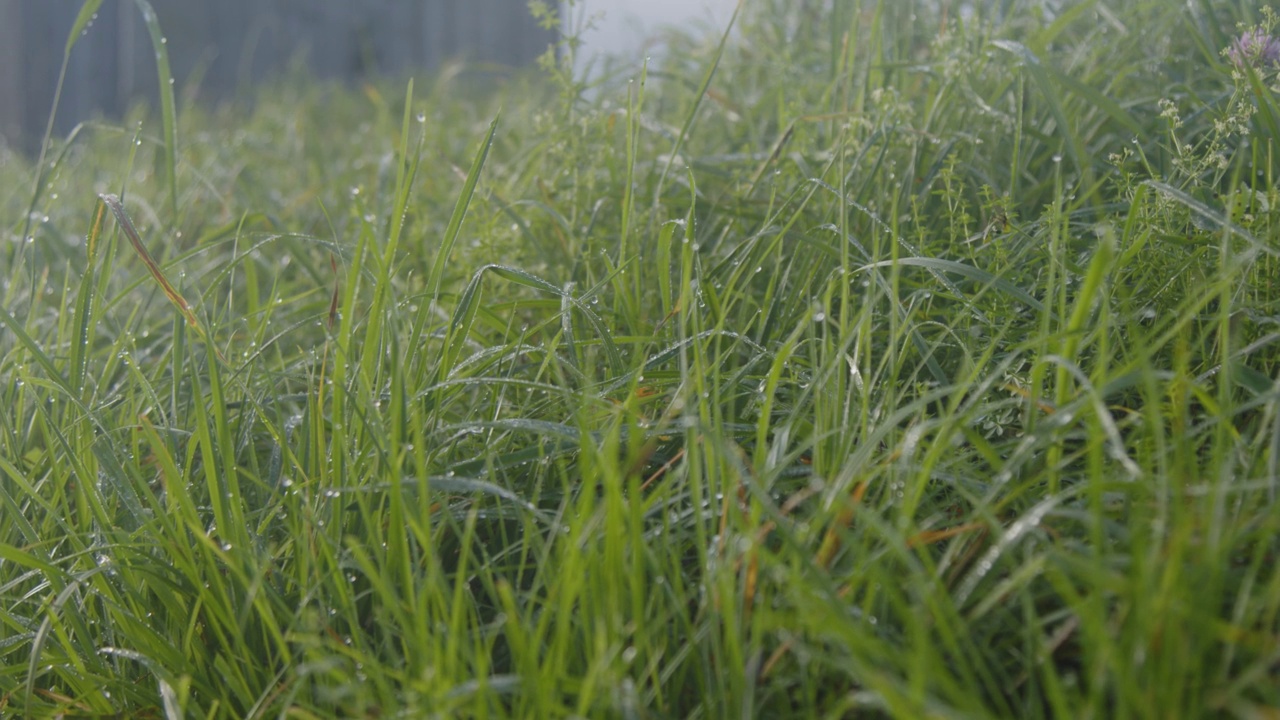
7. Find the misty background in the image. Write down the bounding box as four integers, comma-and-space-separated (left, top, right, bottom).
0, 0, 742, 152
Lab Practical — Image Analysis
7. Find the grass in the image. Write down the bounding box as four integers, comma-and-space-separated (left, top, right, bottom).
2, 0, 1280, 716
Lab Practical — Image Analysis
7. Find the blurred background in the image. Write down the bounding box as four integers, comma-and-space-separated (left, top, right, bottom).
0, 0, 739, 153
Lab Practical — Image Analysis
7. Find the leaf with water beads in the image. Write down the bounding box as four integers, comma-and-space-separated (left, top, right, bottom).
131, 0, 178, 217
65, 0, 105, 58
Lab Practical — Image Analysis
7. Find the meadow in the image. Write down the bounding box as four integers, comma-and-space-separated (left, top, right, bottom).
2, 0, 1280, 716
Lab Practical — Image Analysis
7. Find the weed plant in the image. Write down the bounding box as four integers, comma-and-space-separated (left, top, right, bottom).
2, 0, 1280, 717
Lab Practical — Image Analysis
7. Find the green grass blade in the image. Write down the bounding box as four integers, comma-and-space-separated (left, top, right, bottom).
65, 0, 105, 57
131, 0, 179, 219
855, 256, 1047, 313
70, 197, 108, 396
991, 40, 1088, 184
429, 114, 500, 302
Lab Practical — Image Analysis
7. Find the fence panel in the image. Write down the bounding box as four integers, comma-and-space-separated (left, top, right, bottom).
0, 0, 556, 151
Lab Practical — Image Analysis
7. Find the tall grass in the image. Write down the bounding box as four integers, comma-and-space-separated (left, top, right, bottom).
2, 0, 1279, 717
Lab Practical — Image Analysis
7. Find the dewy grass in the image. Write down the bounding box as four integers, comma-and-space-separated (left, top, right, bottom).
3, 0, 1280, 717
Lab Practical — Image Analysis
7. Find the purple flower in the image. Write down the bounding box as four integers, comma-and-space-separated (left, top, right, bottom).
1228, 29, 1280, 69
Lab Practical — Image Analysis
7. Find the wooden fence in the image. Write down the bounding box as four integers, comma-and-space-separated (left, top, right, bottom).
0, 0, 556, 151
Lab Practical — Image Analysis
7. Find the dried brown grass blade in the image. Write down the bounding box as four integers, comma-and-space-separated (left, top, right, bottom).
99, 194, 218, 361
100, 194, 198, 328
